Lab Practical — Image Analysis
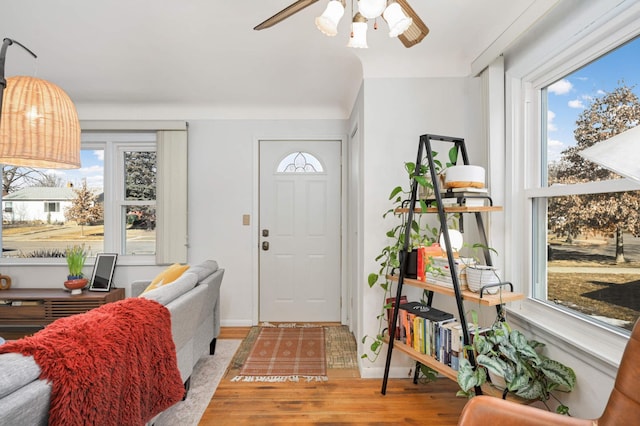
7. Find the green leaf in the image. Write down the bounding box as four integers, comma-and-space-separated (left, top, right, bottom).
477, 354, 508, 378
388, 186, 403, 200
367, 273, 378, 288
405, 162, 416, 175
449, 146, 459, 165
414, 175, 428, 186
456, 359, 478, 392
515, 380, 545, 400
497, 343, 519, 365
507, 373, 529, 392
539, 359, 576, 391
474, 334, 491, 355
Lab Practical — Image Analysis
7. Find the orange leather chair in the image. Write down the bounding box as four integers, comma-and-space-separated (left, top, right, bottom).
457, 319, 640, 425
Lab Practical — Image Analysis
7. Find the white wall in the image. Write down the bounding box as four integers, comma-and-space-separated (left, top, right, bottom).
1, 118, 347, 323
358, 76, 484, 378
186, 119, 348, 326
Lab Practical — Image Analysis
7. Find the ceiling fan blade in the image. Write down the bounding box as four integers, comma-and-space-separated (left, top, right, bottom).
396, 0, 429, 48
254, 0, 320, 30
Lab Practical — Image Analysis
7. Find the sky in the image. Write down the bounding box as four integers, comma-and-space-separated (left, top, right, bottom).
546, 36, 640, 163
46, 149, 104, 190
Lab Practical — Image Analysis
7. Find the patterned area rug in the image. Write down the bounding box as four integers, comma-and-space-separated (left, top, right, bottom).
232, 327, 327, 382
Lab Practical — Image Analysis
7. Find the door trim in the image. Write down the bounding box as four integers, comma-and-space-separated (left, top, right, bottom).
252, 136, 347, 325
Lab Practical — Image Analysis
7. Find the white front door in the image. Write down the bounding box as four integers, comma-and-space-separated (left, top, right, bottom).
259, 140, 341, 322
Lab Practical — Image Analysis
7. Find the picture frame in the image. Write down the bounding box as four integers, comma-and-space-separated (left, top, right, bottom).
88, 253, 118, 292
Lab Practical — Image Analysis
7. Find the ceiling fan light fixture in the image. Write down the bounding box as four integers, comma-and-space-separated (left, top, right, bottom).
315, 0, 345, 36
383, 2, 413, 37
357, 0, 386, 19
347, 13, 368, 48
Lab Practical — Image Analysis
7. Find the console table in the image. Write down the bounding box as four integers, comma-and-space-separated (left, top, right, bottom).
0, 288, 125, 339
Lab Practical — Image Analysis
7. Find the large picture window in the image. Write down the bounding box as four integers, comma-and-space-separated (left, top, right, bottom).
1, 133, 156, 258
532, 36, 640, 332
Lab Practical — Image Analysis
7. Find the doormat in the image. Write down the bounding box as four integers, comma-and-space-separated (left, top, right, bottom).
231, 327, 327, 382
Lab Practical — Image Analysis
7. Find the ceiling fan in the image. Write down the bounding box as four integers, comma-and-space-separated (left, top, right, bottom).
254, 0, 429, 48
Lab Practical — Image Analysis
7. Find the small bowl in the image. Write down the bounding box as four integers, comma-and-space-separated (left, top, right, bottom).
64, 278, 88, 295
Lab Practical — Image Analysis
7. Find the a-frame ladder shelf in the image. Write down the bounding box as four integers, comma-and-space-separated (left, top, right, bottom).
381, 133, 519, 396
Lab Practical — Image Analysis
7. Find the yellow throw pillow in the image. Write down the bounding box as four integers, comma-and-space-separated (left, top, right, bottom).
141, 263, 190, 294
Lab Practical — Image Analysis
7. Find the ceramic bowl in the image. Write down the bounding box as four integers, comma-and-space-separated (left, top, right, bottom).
64, 278, 88, 292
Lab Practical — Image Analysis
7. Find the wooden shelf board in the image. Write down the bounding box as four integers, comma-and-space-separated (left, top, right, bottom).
396, 206, 503, 213
387, 275, 524, 306
384, 336, 458, 381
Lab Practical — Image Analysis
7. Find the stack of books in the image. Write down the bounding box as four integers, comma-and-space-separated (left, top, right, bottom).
443, 187, 490, 207
426, 257, 474, 290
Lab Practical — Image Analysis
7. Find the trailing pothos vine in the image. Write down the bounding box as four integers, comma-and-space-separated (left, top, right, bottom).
362, 149, 457, 376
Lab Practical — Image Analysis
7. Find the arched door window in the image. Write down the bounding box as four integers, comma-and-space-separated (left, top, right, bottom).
276, 151, 324, 173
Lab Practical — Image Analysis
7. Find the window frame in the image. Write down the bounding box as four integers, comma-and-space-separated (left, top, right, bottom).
502, 2, 640, 365
0, 132, 157, 266
43, 202, 60, 213
90, 132, 157, 265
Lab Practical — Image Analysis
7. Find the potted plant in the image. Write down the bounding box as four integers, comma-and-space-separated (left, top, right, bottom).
457, 314, 577, 415
64, 245, 88, 294
458, 242, 504, 294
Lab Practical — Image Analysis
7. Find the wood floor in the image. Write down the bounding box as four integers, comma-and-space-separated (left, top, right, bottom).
199, 327, 468, 425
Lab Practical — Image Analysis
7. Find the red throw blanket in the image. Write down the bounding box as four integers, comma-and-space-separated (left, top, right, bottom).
0, 297, 184, 426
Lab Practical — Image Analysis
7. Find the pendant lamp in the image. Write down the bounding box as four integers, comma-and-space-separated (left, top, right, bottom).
0, 38, 80, 169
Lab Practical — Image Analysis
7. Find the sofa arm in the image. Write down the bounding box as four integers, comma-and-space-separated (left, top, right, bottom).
457, 396, 594, 426
130, 280, 151, 297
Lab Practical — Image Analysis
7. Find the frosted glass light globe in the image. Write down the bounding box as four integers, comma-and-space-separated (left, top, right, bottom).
347, 21, 368, 48
383, 2, 412, 37
358, 0, 386, 19
315, 0, 345, 36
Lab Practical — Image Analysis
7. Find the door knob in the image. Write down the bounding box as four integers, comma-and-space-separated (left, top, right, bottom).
262, 241, 270, 251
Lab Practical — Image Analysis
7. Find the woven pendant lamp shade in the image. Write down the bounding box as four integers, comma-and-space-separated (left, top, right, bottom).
0, 75, 80, 169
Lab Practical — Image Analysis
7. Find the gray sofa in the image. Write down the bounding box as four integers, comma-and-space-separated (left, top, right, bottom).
0, 259, 224, 426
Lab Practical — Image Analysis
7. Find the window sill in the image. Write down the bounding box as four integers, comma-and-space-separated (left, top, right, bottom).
0, 255, 157, 267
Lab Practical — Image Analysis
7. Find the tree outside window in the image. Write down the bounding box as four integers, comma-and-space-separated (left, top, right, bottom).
539, 37, 640, 331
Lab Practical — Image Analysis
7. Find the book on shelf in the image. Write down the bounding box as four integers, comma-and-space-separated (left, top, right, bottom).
386, 295, 408, 340
398, 302, 458, 364
443, 187, 490, 207
448, 187, 489, 193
